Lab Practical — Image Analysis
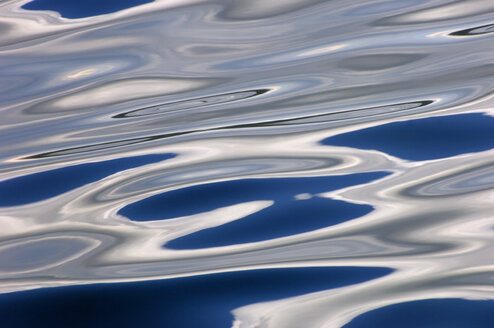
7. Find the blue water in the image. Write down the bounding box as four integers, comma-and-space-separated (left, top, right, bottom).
166, 197, 372, 249
120, 172, 387, 221
1, 0, 494, 327
0, 267, 391, 328
22, 0, 153, 18
323, 113, 494, 161
345, 299, 494, 328
0, 153, 175, 206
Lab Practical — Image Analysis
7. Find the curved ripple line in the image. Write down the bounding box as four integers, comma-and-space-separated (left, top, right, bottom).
113, 89, 270, 119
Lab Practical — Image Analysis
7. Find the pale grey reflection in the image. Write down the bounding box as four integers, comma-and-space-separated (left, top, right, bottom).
0, 235, 100, 275
402, 161, 494, 197
98, 155, 342, 200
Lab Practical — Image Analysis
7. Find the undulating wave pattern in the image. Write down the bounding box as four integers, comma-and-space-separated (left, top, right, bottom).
0, 0, 494, 327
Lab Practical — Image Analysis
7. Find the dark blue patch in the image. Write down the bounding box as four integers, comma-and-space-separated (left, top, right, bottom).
0, 153, 175, 207
118, 172, 388, 248
0, 266, 392, 328
120, 172, 388, 221
322, 113, 494, 161
22, 0, 153, 19
166, 197, 372, 249
344, 298, 494, 328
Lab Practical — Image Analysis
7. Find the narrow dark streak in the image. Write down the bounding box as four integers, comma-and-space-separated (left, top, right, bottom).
450, 23, 494, 36
23, 100, 432, 160
112, 89, 270, 119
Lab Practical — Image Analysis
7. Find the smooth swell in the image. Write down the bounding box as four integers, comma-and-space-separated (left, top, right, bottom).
1, 0, 494, 327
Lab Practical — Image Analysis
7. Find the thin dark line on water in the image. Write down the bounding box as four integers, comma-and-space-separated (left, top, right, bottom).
23, 99, 433, 159
112, 89, 270, 119
450, 23, 494, 36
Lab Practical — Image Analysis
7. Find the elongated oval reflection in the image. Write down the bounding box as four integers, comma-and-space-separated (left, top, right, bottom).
0, 153, 175, 206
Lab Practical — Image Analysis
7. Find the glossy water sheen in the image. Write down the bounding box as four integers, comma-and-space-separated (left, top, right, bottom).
0, 0, 494, 327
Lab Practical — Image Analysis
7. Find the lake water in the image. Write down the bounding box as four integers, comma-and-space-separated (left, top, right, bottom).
1, 0, 494, 327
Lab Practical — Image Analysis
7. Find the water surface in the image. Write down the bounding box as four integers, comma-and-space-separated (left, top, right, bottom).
1, 0, 494, 327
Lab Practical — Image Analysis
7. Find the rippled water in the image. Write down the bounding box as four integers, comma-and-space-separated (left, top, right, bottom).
1, 0, 494, 327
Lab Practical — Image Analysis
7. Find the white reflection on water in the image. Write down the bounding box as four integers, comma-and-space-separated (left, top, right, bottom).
1, 0, 494, 327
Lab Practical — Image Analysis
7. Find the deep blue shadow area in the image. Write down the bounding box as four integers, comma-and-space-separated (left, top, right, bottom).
344, 298, 494, 328
120, 172, 388, 221
22, 0, 153, 19
322, 113, 494, 161
167, 197, 372, 249
0, 153, 175, 207
119, 172, 388, 248
0, 266, 391, 328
